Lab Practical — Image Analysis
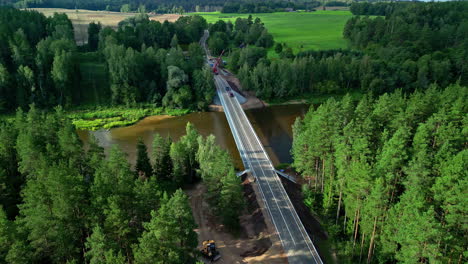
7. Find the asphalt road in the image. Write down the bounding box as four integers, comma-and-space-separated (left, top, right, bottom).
213, 75, 323, 264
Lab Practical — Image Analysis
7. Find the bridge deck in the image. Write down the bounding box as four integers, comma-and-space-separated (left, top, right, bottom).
214, 75, 323, 264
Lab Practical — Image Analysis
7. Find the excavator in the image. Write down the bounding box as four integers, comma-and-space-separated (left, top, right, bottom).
200, 240, 221, 262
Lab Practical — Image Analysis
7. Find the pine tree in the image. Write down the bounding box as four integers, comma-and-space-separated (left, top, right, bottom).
90, 146, 136, 256
57, 119, 84, 169
85, 225, 113, 264
179, 122, 200, 184
0, 207, 12, 262
196, 135, 230, 207
169, 141, 188, 188
382, 187, 442, 263
18, 162, 87, 262
219, 170, 244, 230
133, 189, 197, 264
0, 123, 21, 219
152, 133, 173, 182
91, 145, 134, 216
85, 136, 105, 181
133, 177, 161, 231
103, 196, 133, 256
85, 224, 128, 264
432, 150, 467, 262
5, 236, 35, 264
135, 138, 153, 179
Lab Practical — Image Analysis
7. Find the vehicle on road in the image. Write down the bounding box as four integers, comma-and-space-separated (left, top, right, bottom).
229, 92, 234, 97
213, 50, 225, 75
225, 86, 230, 91
200, 240, 221, 262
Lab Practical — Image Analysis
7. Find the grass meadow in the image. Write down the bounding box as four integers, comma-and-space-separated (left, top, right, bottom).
195, 11, 353, 53
68, 106, 190, 130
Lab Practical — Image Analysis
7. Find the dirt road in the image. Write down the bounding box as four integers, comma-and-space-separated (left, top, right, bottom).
186, 181, 288, 264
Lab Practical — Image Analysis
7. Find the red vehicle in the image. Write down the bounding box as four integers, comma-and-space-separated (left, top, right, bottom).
213, 50, 225, 75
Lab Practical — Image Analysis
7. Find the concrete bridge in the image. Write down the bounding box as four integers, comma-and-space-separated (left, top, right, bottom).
213, 74, 323, 263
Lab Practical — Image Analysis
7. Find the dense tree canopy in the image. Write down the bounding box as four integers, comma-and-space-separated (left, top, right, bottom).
0, 8, 214, 112
292, 84, 467, 263
0, 109, 245, 263
221, 0, 321, 13
208, 16, 273, 57
236, 1, 468, 101
0, 7, 77, 111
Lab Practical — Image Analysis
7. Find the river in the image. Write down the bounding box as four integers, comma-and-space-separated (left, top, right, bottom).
76, 104, 310, 169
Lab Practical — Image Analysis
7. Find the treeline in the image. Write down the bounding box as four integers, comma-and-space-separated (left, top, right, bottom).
0, 7, 215, 112
208, 16, 274, 56
292, 84, 467, 263
221, 0, 321, 13
2, 0, 325, 13
2, 0, 225, 12
0, 107, 244, 263
350, 2, 405, 16
235, 1, 468, 100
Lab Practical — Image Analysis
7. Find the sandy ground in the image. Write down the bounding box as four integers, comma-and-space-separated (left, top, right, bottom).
30, 8, 181, 44
186, 178, 288, 264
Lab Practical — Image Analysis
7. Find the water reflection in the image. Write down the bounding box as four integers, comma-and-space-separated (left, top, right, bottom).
76, 104, 310, 169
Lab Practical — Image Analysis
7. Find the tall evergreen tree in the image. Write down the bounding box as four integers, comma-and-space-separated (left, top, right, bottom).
135, 138, 153, 178
133, 189, 197, 264
152, 133, 173, 182
179, 122, 200, 184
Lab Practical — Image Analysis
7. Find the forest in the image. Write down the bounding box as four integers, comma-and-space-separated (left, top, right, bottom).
0, 8, 247, 263
350, 1, 410, 16
292, 83, 467, 263
0, 7, 216, 112
226, 1, 468, 101
0, 1, 466, 263
220, 0, 321, 13
286, 2, 467, 263
0, 107, 244, 263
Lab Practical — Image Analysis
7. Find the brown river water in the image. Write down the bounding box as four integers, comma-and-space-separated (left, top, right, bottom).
76, 104, 310, 168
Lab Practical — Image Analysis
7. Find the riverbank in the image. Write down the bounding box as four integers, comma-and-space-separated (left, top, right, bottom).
68, 105, 190, 130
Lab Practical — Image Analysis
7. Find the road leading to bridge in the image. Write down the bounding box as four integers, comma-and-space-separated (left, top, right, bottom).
213, 74, 323, 263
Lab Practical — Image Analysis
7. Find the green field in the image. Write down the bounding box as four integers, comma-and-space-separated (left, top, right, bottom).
195, 11, 353, 52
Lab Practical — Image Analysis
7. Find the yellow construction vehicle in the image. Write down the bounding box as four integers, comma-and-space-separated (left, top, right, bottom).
200, 240, 221, 262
